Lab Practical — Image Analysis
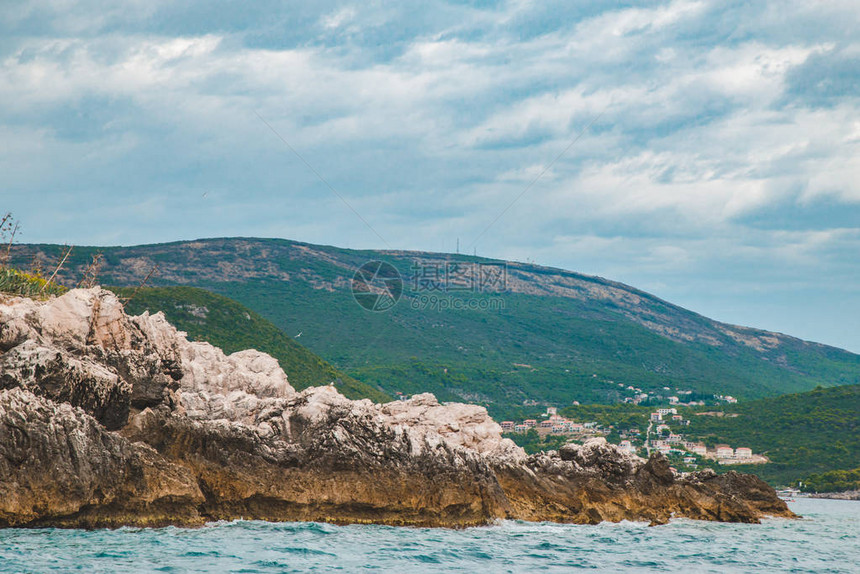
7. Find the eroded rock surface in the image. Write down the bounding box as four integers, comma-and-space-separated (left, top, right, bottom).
0, 288, 795, 528
0, 388, 203, 528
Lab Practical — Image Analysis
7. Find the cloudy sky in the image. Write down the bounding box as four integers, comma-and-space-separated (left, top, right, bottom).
2, 1, 859, 351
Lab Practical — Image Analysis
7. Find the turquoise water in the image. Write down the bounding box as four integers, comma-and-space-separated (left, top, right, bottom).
0, 499, 857, 573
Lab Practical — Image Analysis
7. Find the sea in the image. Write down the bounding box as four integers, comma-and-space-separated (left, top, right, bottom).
0, 499, 857, 573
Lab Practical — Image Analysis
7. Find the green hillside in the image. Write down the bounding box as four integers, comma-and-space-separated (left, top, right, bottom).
215, 280, 859, 419
680, 385, 860, 485
9, 238, 860, 417
802, 466, 860, 493
109, 285, 390, 402
538, 385, 860, 486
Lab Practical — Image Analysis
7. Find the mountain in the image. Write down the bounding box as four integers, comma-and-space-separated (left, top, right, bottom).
107, 285, 389, 402
10, 238, 860, 418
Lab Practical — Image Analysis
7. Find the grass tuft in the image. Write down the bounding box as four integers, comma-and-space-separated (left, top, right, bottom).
0, 267, 68, 298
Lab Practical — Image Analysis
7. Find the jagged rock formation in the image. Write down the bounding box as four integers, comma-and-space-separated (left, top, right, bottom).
0, 288, 795, 528
0, 388, 203, 528
495, 440, 791, 525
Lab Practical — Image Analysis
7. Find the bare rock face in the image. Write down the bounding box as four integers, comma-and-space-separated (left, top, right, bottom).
0, 288, 795, 528
0, 288, 294, 430
177, 341, 294, 425
496, 440, 790, 526
0, 290, 138, 429
558, 437, 643, 478
0, 338, 129, 425
121, 386, 509, 527
0, 388, 203, 528
378, 392, 525, 464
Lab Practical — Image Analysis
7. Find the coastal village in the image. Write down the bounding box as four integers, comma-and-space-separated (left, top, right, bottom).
502, 403, 767, 468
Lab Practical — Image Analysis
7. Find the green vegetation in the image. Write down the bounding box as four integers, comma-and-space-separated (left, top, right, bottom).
207, 276, 860, 417
502, 405, 653, 456
560, 404, 652, 435
0, 212, 70, 298
801, 467, 860, 493
682, 385, 860, 485
0, 268, 67, 298
493, 386, 860, 485
505, 429, 570, 454
109, 285, 390, 402
215, 279, 858, 405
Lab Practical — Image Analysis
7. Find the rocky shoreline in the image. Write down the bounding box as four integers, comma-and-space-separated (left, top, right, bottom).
0, 288, 795, 528
809, 491, 860, 501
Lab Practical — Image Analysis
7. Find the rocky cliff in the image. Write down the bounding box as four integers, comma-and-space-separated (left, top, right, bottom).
0, 288, 794, 528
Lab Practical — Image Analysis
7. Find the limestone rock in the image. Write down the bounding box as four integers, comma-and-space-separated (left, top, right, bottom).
0, 340, 130, 430
378, 392, 525, 463
121, 389, 510, 527
559, 437, 643, 478
0, 289, 179, 427
0, 288, 294, 429
177, 340, 294, 426
0, 388, 203, 528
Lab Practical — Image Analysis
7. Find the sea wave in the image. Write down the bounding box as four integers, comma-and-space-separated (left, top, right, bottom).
0, 499, 856, 573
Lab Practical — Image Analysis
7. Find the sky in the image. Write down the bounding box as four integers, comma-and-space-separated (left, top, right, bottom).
2, 1, 859, 352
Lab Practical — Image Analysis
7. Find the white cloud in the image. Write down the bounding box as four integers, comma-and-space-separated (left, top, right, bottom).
321, 7, 357, 30
1, 1, 859, 349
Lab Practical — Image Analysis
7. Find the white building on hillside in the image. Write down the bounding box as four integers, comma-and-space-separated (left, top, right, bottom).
619, 440, 636, 454
716, 445, 734, 458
